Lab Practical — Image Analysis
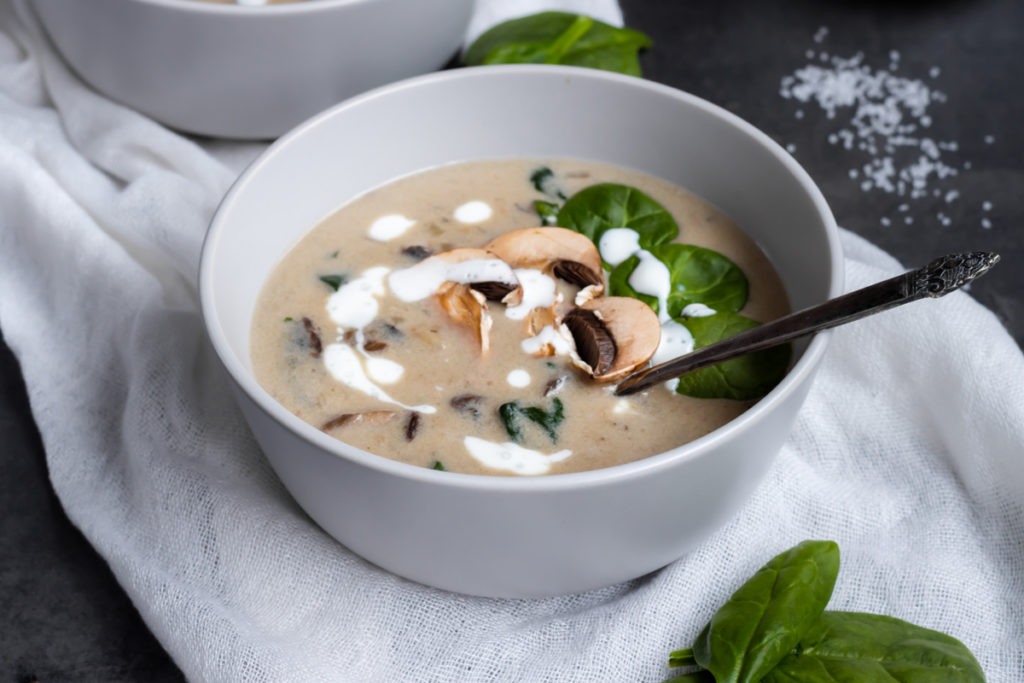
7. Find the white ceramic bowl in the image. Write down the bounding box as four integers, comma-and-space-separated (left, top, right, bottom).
34, 0, 474, 139
200, 65, 843, 598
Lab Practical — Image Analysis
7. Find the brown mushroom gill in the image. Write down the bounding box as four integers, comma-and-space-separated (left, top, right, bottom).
563, 297, 661, 381
562, 308, 617, 376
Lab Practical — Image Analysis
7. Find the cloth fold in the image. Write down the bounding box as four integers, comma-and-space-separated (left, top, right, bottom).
1, 0, 1022, 680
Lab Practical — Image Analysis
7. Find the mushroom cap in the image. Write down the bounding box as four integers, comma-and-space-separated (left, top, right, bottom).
485, 227, 604, 295
563, 296, 661, 381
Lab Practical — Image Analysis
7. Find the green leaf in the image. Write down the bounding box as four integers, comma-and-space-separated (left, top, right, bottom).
558, 183, 678, 264
693, 540, 840, 683
535, 200, 561, 226
464, 12, 652, 77
674, 312, 791, 401
431, 460, 446, 471
669, 648, 697, 668
608, 244, 749, 317
498, 398, 565, 444
499, 402, 524, 442
530, 166, 566, 200
318, 274, 347, 291
665, 672, 716, 683
762, 612, 986, 683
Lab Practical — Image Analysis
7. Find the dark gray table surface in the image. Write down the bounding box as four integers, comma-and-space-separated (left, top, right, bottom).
2, 1, 1021, 681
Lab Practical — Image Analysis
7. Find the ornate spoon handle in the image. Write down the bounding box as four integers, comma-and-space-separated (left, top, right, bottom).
614, 252, 1000, 396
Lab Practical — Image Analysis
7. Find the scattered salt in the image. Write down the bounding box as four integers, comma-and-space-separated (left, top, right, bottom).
781, 29, 998, 231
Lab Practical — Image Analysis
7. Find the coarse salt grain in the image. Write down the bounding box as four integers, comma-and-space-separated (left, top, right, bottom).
780, 30, 996, 230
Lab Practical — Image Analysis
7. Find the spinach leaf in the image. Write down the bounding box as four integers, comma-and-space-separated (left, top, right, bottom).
669, 648, 697, 668
674, 312, 791, 401
318, 274, 347, 292
609, 244, 749, 317
762, 612, 986, 683
530, 166, 566, 200
558, 183, 678, 263
692, 540, 839, 683
498, 398, 565, 444
535, 200, 560, 226
498, 402, 523, 442
665, 672, 715, 683
464, 12, 652, 77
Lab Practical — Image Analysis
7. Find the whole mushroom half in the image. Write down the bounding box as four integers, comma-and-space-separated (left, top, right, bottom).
484, 227, 604, 305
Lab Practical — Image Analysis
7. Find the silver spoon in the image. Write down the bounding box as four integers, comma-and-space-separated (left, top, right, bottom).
614, 251, 1000, 396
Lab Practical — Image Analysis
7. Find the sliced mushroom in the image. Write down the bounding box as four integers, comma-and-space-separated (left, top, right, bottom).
484, 227, 604, 304
421, 247, 521, 353
321, 410, 397, 432
438, 284, 492, 353
562, 297, 661, 381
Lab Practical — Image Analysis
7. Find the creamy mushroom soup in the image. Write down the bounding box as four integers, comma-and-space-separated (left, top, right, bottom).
251, 159, 791, 476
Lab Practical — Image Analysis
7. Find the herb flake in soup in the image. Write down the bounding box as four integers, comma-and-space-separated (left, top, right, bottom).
250, 159, 791, 476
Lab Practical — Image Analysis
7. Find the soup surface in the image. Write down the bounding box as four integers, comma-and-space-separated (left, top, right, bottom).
251, 159, 790, 476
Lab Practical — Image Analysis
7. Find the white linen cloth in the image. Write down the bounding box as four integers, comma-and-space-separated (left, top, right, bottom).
1, 0, 1022, 680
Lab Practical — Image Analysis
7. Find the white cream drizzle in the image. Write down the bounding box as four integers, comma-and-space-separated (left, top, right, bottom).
453, 200, 493, 224
463, 436, 572, 475
612, 399, 634, 415
322, 266, 436, 412
504, 268, 556, 320
506, 369, 531, 387
387, 257, 517, 303
651, 319, 695, 393
326, 266, 389, 328
521, 325, 573, 356
598, 227, 642, 267
368, 214, 416, 242
682, 303, 717, 317
322, 344, 435, 413
628, 250, 673, 322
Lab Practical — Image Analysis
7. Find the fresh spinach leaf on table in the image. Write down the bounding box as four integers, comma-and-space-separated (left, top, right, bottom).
673, 312, 791, 401
558, 183, 678, 263
665, 541, 986, 683
608, 244, 749, 317
762, 611, 986, 683
464, 12, 652, 77
690, 540, 839, 683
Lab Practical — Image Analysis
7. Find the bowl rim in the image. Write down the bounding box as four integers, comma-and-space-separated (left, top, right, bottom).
199, 64, 844, 492
127, 0, 393, 15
